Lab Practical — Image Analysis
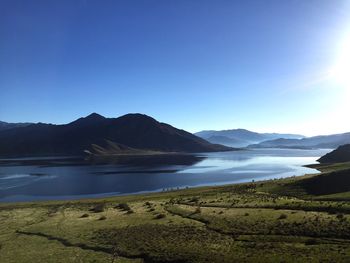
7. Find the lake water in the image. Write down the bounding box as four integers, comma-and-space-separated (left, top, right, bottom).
0, 148, 332, 202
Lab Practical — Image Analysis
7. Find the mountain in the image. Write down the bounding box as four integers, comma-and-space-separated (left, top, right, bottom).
0, 113, 232, 157
249, 132, 350, 149
318, 144, 350, 163
195, 129, 304, 147
205, 135, 245, 147
0, 121, 31, 131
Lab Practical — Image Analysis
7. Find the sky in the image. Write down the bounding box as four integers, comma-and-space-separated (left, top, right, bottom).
1, 0, 350, 136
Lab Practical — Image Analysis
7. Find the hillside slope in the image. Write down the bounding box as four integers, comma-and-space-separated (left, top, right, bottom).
318, 144, 350, 163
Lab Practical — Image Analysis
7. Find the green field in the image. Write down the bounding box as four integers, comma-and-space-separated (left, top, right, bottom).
1, 163, 350, 262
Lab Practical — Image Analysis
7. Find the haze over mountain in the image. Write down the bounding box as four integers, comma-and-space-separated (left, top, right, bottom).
318, 144, 350, 163
0, 113, 232, 157
249, 133, 350, 149
195, 129, 304, 147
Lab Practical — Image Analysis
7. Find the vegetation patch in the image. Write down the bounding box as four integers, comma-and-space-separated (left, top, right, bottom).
94, 224, 236, 262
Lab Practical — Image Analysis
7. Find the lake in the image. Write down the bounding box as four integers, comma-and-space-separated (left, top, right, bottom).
0, 148, 332, 202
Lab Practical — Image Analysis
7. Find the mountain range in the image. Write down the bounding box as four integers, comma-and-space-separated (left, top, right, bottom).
195, 129, 305, 147
249, 132, 350, 149
0, 121, 31, 131
0, 113, 232, 157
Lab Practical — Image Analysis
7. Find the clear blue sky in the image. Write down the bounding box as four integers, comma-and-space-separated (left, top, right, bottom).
1, 0, 350, 136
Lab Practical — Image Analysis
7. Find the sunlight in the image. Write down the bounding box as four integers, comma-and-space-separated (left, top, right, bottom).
330, 35, 350, 88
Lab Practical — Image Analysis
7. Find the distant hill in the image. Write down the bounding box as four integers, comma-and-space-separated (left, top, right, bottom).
0, 121, 31, 131
249, 133, 350, 149
318, 144, 350, 163
201, 135, 244, 147
195, 129, 304, 147
0, 113, 232, 157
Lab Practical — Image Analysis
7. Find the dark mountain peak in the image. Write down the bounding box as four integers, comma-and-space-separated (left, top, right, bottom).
68, 113, 106, 126
116, 113, 159, 124
119, 113, 156, 120
85, 112, 105, 120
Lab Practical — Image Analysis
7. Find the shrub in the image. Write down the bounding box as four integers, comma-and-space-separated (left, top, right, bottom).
194, 207, 201, 214
189, 197, 200, 203
115, 203, 131, 211
336, 214, 344, 220
278, 214, 288, 220
80, 213, 89, 218
90, 203, 105, 213
154, 214, 166, 219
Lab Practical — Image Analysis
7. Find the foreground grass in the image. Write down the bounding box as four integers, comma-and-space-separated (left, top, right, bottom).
1, 163, 350, 262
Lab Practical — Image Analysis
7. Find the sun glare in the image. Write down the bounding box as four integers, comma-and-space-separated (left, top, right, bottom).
330, 35, 350, 87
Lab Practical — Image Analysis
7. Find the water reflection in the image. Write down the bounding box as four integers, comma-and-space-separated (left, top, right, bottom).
86, 154, 204, 167
0, 154, 203, 168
